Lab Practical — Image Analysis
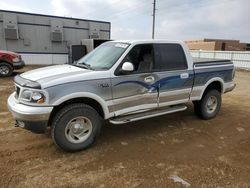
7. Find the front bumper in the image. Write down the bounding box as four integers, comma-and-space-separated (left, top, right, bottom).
7, 93, 53, 133
13, 60, 25, 69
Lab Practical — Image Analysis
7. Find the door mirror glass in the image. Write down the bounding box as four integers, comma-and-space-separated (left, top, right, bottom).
121, 62, 134, 72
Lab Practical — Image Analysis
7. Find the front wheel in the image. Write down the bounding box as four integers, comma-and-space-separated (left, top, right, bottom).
0, 62, 13, 77
193, 89, 221, 120
51, 103, 103, 152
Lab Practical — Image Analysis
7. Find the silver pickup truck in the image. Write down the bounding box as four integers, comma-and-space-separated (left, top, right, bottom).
8, 40, 236, 152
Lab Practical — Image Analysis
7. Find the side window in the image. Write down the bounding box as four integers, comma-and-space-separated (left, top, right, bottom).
117, 44, 154, 75
154, 44, 187, 71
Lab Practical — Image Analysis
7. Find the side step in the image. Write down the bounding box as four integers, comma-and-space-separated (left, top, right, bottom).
109, 105, 187, 125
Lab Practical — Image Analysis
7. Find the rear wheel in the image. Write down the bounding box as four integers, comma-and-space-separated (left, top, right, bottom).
0, 62, 13, 77
51, 103, 103, 152
193, 89, 221, 120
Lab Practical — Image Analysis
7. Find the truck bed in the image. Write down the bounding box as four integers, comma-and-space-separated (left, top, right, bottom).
190, 57, 235, 102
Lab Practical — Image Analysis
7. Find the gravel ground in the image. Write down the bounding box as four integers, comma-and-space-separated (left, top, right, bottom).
0, 66, 250, 188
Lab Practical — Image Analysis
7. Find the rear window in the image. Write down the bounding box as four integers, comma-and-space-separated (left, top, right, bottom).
154, 44, 187, 71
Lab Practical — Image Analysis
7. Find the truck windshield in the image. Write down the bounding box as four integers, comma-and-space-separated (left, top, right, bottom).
76, 42, 129, 70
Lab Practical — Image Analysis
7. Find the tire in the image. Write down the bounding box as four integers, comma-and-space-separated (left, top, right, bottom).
193, 89, 221, 120
0, 62, 13, 77
51, 103, 103, 152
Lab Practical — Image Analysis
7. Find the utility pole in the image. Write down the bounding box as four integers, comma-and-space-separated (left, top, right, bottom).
152, 0, 156, 39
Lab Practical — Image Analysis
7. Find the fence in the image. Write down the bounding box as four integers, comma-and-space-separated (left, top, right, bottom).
190, 50, 250, 69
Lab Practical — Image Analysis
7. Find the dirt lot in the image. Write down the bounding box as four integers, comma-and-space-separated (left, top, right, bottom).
0, 66, 250, 188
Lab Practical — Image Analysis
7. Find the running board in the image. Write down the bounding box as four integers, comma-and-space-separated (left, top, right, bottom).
109, 105, 187, 125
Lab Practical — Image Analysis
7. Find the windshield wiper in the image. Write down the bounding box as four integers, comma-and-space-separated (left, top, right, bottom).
98, 67, 109, 70
74, 62, 94, 70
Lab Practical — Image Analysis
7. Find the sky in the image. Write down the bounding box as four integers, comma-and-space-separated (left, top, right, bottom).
0, 0, 249, 42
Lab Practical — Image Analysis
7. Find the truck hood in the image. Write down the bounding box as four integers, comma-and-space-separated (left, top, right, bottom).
20, 65, 109, 88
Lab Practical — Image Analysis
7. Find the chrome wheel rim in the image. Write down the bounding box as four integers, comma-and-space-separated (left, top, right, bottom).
65, 116, 93, 144
0, 66, 10, 75
206, 96, 218, 114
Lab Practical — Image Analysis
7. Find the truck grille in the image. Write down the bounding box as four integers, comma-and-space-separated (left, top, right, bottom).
15, 86, 20, 99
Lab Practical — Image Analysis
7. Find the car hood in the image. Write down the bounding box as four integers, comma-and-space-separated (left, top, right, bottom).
20, 65, 109, 88
0, 50, 19, 57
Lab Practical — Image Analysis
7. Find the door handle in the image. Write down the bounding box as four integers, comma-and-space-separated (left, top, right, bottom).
139, 88, 154, 94
180, 73, 189, 79
144, 76, 155, 83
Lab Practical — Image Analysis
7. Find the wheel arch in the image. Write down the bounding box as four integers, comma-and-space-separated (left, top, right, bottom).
201, 77, 224, 98
49, 92, 112, 125
0, 60, 13, 68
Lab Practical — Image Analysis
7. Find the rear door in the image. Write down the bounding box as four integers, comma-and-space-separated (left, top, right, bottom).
153, 43, 193, 107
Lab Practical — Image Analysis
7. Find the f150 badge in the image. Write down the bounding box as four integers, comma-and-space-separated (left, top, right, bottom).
99, 83, 110, 88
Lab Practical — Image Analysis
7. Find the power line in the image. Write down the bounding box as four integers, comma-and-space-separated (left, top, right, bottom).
105, 3, 152, 23
84, 0, 149, 21
157, 0, 237, 13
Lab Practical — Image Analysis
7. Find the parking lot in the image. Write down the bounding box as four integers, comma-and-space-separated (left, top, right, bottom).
0, 66, 250, 187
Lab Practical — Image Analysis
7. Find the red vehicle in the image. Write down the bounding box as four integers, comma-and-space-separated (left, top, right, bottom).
0, 50, 25, 76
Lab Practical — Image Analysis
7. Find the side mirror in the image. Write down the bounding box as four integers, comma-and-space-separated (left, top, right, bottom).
121, 62, 134, 73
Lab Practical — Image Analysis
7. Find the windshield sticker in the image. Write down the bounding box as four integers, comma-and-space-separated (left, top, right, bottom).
115, 43, 129, 48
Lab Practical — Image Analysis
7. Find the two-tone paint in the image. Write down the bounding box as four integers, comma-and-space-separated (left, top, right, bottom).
8, 40, 236, 131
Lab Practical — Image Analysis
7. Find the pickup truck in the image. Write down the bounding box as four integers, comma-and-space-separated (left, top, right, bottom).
7, 40, 236, 152
0, 50, 25, 76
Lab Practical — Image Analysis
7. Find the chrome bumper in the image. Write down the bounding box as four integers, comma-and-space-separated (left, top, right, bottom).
224, 82, 236, 93
7, 93, 53, 122
13, 60, 25, 69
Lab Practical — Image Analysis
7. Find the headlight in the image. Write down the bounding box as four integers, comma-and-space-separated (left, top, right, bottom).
12, 57, 19, 63
20, 90, 46, 104
32, 92, 42, 101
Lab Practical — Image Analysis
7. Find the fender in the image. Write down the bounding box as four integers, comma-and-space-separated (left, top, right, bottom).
200, 77, 224, 97
53, 92, 114, 119
0, 53, 15, 64
0, 57, 12, 64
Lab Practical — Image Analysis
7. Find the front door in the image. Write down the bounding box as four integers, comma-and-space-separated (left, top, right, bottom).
111, 44, 159, 116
